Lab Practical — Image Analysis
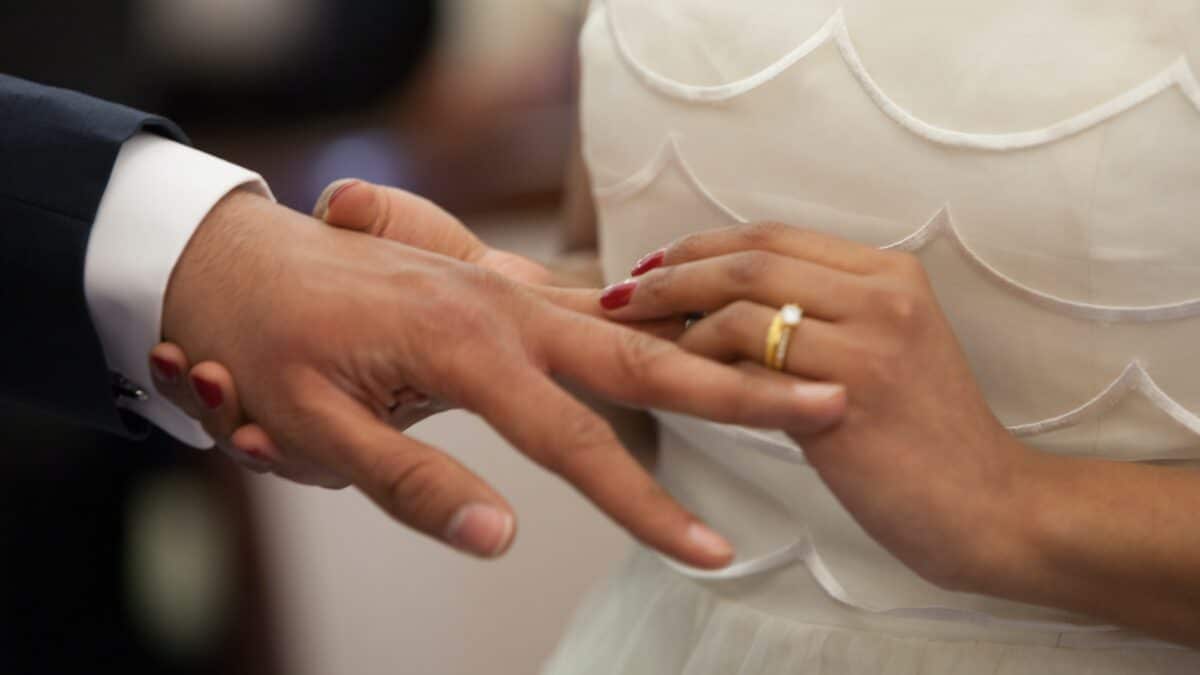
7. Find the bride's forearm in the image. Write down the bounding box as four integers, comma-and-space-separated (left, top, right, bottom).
972, 452, 1200, 646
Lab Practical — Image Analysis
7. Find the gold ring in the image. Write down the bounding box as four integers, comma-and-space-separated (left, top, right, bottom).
764, 304, 804, 371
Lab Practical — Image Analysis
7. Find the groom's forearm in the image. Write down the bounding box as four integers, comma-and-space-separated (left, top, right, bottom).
85, 134, 271, 447
0, 74, 276, 444
0, 74, 183, 435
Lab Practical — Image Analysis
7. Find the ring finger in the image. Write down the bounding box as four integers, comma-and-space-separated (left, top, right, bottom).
677, 300, 846, 382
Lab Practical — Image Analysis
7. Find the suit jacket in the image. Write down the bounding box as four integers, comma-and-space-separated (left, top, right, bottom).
0, 74, 185, 436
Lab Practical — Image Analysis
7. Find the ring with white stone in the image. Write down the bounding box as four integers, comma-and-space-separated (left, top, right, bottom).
764, 304, 804, 371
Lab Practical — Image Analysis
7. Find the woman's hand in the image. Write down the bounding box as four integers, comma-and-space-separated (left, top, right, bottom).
151, 179, 561, 482
601, 222, 1037, 589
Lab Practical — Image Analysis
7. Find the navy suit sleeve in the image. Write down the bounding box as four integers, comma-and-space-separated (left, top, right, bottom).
0, 74, 188, 436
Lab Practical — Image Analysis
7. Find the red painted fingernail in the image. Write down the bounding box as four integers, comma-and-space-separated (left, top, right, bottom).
192, 376, 223, 409
631, 249, 666, 277
151, 356, 180, 383
326, 181, 357, 212
600, 280, 638, 310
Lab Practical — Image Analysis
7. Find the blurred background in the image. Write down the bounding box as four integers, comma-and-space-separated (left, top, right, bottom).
0, 2, 635, 674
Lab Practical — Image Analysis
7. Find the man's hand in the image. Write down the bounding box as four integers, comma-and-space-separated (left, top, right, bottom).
155, 190, 846, 565
150, 180, 611, 474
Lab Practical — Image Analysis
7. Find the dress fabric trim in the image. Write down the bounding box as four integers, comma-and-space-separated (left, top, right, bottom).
596, 135, 1200, 323
655, 526, 1128, 635
604, 1, 1200, 150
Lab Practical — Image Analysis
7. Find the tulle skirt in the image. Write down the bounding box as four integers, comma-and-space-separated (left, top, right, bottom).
541, 549, 1200, 675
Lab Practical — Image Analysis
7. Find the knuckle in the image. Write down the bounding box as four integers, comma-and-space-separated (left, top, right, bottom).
408, 281, 513, 382
741, 221, 791, 246
376, 454, 448, 526
613, 330, 675, 384
882, 250, 928, 281
604, 332, 683, 407
543, 414, 619, 475
865, 284, 925, 329
726, 250, 772, 286
712, 301, 757, 342
667, 232, 704, 261
452, 298, 501, 337
637, 263, 676, 302
469, 263, 513, 295
364, 185, 394, 237
886, 292, 922, 325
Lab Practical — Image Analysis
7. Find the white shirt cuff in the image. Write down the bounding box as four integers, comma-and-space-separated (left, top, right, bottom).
84, 133, 274, 448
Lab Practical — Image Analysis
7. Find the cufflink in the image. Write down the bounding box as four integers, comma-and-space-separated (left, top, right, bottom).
111, 372, 150, 402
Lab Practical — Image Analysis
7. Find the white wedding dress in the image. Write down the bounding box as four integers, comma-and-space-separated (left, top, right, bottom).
542, 0, 1200, 672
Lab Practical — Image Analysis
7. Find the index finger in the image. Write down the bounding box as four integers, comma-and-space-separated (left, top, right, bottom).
646, 222, 888, 276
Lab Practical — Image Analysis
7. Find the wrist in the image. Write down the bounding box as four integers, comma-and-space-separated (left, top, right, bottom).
952, 438, 1055, 596
161, 189, 283, 350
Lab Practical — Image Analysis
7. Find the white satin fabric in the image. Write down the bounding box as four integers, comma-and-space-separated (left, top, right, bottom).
544, 0, 1200, 671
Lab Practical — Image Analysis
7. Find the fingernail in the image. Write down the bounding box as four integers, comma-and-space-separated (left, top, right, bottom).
687, 523, 734, 561
151, 356, 180, 383
600, 280, 638, 310
795, 383, 845, 402
631, 249, 666, 277
446, 503, 514, 558
191, 376, 223, 409
314, 180, 358, 220
326, 181, 357, 211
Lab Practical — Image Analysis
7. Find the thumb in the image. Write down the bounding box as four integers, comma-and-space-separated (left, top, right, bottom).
312, 179, 485, 262
313, 179, 552, 284
311, 178, 361, 223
